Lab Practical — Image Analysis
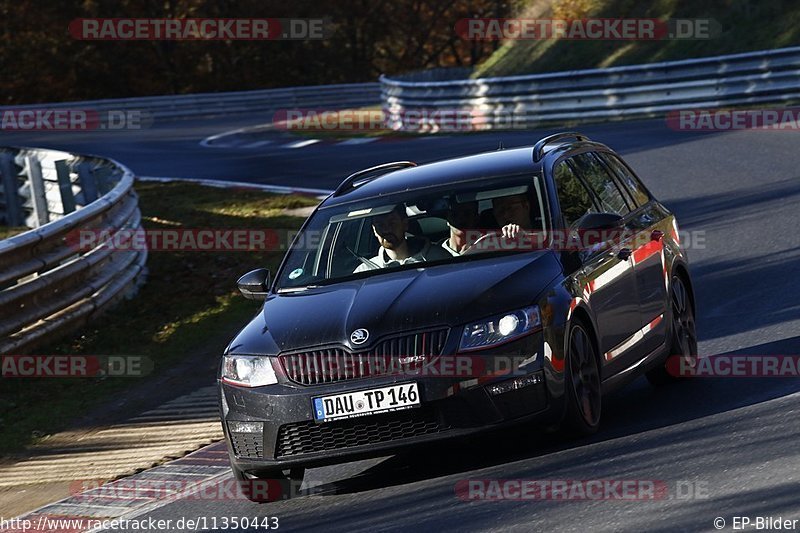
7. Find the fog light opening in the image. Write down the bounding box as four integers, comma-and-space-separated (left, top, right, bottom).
228, 421, 264, 434
487, 372, 544, 396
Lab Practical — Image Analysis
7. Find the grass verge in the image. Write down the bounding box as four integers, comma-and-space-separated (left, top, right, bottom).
0, 182, 318, 456
475, 0, 800, 78
0, 227, 28, 240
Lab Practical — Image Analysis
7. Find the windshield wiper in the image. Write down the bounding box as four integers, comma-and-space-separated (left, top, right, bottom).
277, 286, 316, 293
277, 278, 341, 293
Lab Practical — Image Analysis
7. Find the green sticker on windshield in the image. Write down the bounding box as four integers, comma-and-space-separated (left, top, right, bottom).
289, 268, 303, 280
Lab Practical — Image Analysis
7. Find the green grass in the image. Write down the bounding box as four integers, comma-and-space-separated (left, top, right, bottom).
0, 226, 28, 240
0, 183, 318, 456
474, 0, 800, 77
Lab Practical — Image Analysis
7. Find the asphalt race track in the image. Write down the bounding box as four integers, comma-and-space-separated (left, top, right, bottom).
4, 116, 800, 531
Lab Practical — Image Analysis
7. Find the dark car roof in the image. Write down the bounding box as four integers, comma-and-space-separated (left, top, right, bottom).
322, 146, 543, 207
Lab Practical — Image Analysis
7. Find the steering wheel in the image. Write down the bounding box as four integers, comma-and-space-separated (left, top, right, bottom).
355, 255, 380, 270
345, 246, 380, 270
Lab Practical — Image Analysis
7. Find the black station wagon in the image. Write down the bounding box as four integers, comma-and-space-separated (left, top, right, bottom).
218, 132, 698, 500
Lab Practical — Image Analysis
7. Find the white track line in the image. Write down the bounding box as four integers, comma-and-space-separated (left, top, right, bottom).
283, 139, 320, 149
136, 175, 331, 197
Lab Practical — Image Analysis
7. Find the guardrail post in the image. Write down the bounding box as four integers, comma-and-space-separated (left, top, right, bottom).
55, 159, 77, 214
77, 162, 98, 204
93, 166, 114, 195
0, 153, 24, 226
24, 156, 49, 227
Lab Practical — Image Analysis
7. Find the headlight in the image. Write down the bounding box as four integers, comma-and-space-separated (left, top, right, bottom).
221, 355, 278, 387
460, 306, 542, 351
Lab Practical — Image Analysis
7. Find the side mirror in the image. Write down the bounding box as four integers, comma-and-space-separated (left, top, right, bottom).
237, 268, 270, 301
572, 213, 625, 250
574, 212, 624, 231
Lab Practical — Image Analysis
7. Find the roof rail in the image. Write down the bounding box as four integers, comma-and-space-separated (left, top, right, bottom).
532, 132, 590, 162
333, 161, 417, 196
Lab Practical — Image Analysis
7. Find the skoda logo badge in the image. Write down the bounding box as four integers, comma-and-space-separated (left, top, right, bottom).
350, 328, 369, 345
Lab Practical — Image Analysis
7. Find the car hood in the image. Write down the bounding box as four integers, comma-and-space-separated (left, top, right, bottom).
226, 251, 561, 355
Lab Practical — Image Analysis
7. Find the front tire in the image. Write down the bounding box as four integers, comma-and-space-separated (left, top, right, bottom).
563, 321, 602, 436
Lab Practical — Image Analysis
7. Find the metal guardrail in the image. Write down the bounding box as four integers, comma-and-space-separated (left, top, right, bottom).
380, 46, 800, 130
0, 148, 146, 354
0, 83, 381, 121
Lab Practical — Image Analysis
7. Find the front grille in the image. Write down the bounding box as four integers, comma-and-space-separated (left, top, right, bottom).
275, 407, 448, 458
279, 329, 448, 386
230, 432, 264, 459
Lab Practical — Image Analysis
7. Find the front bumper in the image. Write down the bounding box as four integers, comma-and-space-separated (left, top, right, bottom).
220, 334, 563, 476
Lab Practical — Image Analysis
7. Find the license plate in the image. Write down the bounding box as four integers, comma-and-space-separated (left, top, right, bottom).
312, 382, 420, 422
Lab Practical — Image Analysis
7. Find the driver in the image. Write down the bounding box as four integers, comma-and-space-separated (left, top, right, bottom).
354, 204, 450, 272
493, 193, 532, 239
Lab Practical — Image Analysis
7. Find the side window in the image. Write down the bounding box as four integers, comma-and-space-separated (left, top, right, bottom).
598, 153, 650, 207
571, 153, 631, 216
553, 161, 595, 227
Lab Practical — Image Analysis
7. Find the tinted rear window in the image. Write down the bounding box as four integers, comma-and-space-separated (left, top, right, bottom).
553, 161, 594, 227
570, 153, 631, 217
599, 153, 650, 207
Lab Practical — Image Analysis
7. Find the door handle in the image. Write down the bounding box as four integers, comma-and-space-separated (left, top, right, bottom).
617, 248, 632, 260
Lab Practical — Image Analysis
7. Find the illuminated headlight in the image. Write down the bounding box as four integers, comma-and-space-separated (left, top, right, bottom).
460, 306, 542, 351
221, 355, 278, 387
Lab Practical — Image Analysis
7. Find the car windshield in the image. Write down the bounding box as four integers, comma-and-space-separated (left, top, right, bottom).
275, 174, 549, 291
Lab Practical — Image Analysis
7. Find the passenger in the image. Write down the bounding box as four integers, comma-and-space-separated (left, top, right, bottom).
442, 200, 480, 256
493, 193, 532, 239
354, 204, 451, 272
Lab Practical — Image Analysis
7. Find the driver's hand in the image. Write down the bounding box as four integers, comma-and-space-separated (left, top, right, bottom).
501, 224, 522, 239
